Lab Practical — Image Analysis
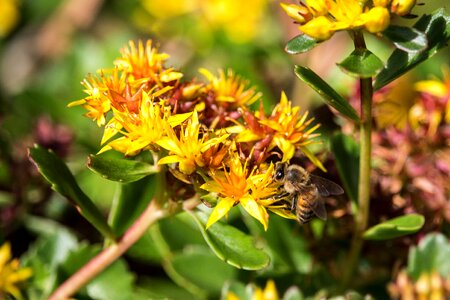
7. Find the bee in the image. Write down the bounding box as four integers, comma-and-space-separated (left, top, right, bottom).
273, 162, 344, 224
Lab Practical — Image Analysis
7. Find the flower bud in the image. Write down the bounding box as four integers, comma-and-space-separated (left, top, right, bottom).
362, 7, 390, 33
373, 0, 391, 7
300, 16, 335, 41
305, 0, 328, 16
391, 0, 416, 16
280, 3, 311, 24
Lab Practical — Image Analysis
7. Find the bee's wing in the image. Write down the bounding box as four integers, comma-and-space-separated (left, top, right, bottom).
308, 196, 327, 221
310, 175, 344, 197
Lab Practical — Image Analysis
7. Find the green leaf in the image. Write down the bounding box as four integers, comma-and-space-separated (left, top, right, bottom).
330, 133, 359, 212
109, 176, 157, 236
374, 9, 450, 90
21, 227, 79, 299
170, 247, 237, 295
61, 244, 135, 300
29, 145, 115, 239
285, 34, 317, 54
135, 278, 196, 300
188, 211, 270, 270
337, 48, 384, 78
87, 154, 159, 183
294, 66, 360, 123
382, 25, 428, 53
363, 214, 425, 240
407, 233, 450, 281
265, 216, 312, 274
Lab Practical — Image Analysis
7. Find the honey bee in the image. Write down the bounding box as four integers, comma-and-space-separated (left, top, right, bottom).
274, 162, 344, 224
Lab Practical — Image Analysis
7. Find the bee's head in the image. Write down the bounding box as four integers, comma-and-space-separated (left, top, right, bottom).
274, 162, 286, 182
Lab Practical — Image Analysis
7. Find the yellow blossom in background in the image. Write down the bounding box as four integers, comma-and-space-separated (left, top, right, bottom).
280, 0, 410, 41
0, 242, 32, 300
0, 0, 19, 37
157, 111, 230, 174
140, 0, 197, 19
139, 0, 268, 43
411, 72, 450, 135
252, 280, 279, 300
391, 0, 417, 16
374, 76, 417, 129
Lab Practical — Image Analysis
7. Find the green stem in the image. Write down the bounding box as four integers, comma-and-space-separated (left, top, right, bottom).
343, 31, 373, 286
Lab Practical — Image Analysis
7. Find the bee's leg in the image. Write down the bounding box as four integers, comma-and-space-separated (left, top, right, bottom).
273, 192, 289, 200
291, 193, 298, 211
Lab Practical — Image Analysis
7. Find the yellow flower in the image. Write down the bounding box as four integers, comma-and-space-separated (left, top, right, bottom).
199, 68, 262, 107
281, 0, 391, 41
99, 90, 191, 155
411, 73, 450, 135
114, 40, 183, 85
141, 0, 197, 19
375, 76, 416, 129
68, 74, 111, 126
157, 111, 230, 174
200, 0, 267, 43
252, 280, 279, 300
259, 92, 322, 168
0, 0, 19, 37
0, 242, 32, 300
201, 155, 279, 230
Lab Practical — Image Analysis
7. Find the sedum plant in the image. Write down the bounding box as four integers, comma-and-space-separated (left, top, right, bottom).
18, 1, 449, 299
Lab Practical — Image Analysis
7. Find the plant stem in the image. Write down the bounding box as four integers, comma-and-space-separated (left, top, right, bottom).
48, 199, 166, 300
343, 31, 373, 286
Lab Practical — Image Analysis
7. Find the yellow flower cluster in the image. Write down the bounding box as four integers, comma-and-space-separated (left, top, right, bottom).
388, 270, 450, 300
281, 0, 416, 41
71, 40, 322, 230
139, 0, 267, 43
0, 242, 32, 300
375, 70, 450, 137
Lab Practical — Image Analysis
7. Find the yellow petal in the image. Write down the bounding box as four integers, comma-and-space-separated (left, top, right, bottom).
274, 137, 295, 162
361, 7, 390, 33
168, 112, 193, 127
206, 198, 235, 229
101, 118, 122, 145
300, 16, 336, 41
415, 80, 448, 98
263, 280, 279, 300
280, 3, 310, 23
160, 71, 183, 82
300, 146, 327, 172
240, 196, 269, 231
67, 99, 87, 108
200, 179, 224, 194
158, 155, 182, 165
0, 242, 12, 266
155, 137, 182, 154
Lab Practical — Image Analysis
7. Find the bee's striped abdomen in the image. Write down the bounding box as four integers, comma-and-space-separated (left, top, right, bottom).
295, 196, 314, 224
